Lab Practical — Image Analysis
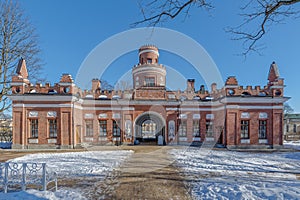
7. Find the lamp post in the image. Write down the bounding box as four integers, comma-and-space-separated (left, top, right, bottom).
72, 94, 79, 149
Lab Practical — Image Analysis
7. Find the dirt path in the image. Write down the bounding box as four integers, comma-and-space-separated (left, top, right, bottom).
94, 146, 192, 200
1, 146, 192, 199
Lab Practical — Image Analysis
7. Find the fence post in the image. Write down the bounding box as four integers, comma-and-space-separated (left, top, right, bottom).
4, 163, 8, 193
22, 163, 26, 191
42, 163, 46, 191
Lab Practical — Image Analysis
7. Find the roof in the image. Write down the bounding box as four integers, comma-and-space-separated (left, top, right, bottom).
284, 113, 300, 119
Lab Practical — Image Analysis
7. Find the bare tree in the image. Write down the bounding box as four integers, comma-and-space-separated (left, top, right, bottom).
134, 0, 300, 55
115, 80, 133, 91
0, 0, 43, 112
284, 102, 294, 116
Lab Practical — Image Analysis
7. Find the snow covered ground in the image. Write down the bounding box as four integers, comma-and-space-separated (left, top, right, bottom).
284, 140, 300, 150
0, 150, 133, 200
170, 148, 300, 200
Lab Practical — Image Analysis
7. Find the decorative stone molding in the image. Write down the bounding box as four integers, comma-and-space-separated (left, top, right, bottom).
193, 114, 201, 119
47, 111, 57, 118
205, 137, 214, 142
193, 137, 201, 141
206, 114, 214, 119
241, 139, 250, 144
84, 113, 93, 119
47, 138, 57, 144
179, 114, 187, 119
28, 138, 38, 144
241, 112, 250, 119
179, 137, 187, 142
28, 111, 38, 117
259, 139, 268, 144
259, 112, 268, 119
98, 113, 107, 119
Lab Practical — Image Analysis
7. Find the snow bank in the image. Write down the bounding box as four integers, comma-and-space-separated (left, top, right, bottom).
0, 189, 86, 200
171, 148, 300, 200
1, 150, 133, 199
284, 140, 300, 150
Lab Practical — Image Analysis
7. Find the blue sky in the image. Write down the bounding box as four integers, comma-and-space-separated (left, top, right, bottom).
19, 0, 300, 112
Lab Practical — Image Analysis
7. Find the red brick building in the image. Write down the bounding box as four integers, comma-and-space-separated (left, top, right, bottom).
9, 45, 288, 149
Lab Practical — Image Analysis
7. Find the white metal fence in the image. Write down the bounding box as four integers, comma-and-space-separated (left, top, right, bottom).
0, 162, 57, 193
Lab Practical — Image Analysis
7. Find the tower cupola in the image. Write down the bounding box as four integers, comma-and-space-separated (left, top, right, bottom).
139, 45, 159, 64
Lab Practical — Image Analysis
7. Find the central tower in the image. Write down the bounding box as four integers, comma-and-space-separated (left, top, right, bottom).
132, 45, 167, 100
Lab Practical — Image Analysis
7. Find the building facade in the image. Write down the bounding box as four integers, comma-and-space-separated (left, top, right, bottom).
9, 45, 288, 149
284, 113, 300, 141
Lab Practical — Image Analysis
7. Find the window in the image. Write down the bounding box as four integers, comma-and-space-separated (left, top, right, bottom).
99, 120, 107, 137
142, 120, 156, 138
293, 124, 297, 133
113, 120, 121, 137
49, 119, 57, 138
259, 120, 267, 139
193, 120, 200, 137
241, 120, 249, 139
286, 124, 289, 132
147, 58, 152, 63
30, 119, 38, 138
178, 120, 187, 137
206, 120, 213, 137
85, 120, 93, 137
145, 77, 155, 87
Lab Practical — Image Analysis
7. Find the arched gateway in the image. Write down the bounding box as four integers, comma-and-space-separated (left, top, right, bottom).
134, 112, 166, 145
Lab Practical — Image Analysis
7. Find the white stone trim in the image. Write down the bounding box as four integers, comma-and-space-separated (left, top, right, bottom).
138, 49, 159, 56
179, 137, 187, 142
28, 138, 38, 144
206, 114, 214, 119
241, 112, 250, 119
227, 105, 283, 110
259, 112, 268, 119
221, 97, 288, 104
47, 138, 57, 144
98, 113, 108, 119
241, 139, 250, 144
58, 82, 75, 86
47, 111, 57, 118
205, 137, 214, 142
193, 137, 201, 141
193, 114, 201, 119
28, 111, 38, 117
84, 113, 94, 119
132, 66, 166, 75
259, 139, 268, 144
10, 82, 27, 86
179, 114, 187, 119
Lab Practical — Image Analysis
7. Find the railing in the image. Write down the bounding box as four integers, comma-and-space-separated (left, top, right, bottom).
0, 162, 57, 193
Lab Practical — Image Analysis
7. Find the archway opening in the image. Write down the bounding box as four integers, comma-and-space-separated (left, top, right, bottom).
135, 113, 165, 145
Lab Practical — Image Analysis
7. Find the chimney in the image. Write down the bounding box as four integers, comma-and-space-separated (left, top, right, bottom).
92, 78, 101, 91
187, 79, 195, 92
211, 83, 217, 92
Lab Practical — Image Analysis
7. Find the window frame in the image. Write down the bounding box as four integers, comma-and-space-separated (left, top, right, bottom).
48, 119, 57, 138
145, 77, 155, 87
193, 120, 200, 137
241, 120, 249, 139
178, 120, 187, 137
30, 119, 39, 138
205, 120, 214, 137
85, 120, 93, 137
99, 120, 107, 137
258, 120, 267, 139
113, 120, 121, 137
